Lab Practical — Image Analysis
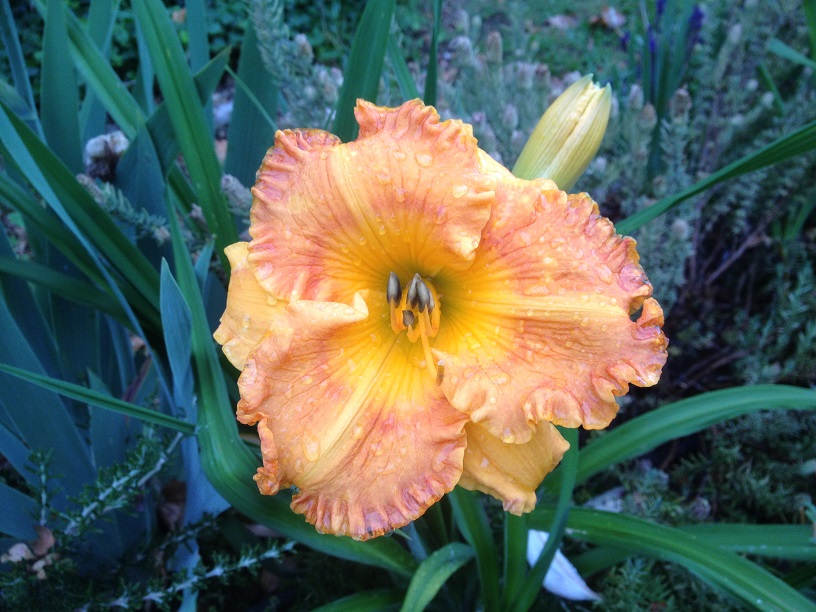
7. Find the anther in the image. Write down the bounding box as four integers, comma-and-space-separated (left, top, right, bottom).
387, 272, 402, 304
402, 310, 416, 328
416, 279, 431, 313
436, 361, 445, 385
407, 273, 422, 308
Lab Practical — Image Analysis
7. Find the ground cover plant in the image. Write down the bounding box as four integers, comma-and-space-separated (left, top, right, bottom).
0, 0, 815, 609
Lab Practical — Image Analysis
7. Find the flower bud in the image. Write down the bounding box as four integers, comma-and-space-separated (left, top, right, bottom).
512, 74, 612, 190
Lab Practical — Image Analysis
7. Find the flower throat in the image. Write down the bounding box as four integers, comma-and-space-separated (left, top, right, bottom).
387, 272, 443, 383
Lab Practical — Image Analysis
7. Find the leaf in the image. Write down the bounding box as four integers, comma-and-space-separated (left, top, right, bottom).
332, 0, 396, 141
386, 34, 420, 100
80, 0, 121, 142
423, 0, 442, 106
618, 119, 816, 234
0, 0, 39, 135
513, 427, 579, 611
401, 542, 474, 612
0, 363, 195, 435
448, 488, 501, 612
41, 0, 83, 173
313, 590, 403, 612
133, 0, 237, 272
530, 507, 816, 611
767, 38, 816, 70
544, 385, 816, 492
160, 260, 194, 411
224, 21, 279, 188
0, 483, 37, 539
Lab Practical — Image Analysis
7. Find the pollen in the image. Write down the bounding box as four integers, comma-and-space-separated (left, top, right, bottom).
387, 272, 442, 380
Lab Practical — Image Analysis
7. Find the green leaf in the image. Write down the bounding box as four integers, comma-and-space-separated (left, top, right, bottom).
512, 427, 579, 612
806, 0, 816, 65
0, 255, 126, 324
0, 0, 39, 135
133, 0, 237, 272
33, 0, 145, 138
0, 105, 162, 323
0, 364, 195, 435
448, 488, 501, 612
0, 305, 95, 497
332, 0, 396, 141
0, 77, 39, 132
530, 508, 816, 611
313, 590, 403, 612
545, 385, 816, 492
401, 542, 474, 612
386, 34, 420, 100
164, 190, 418, 575
423, 0, 442, 106
502, 513, 528, 609
224, 22, 279, 188
767, 38, 816, 70
80, 0, 121, 142
160, 260, 194, 409
0, 483, 37, 539
679, 523, 816, 561
618, 120, 816, 234
41, 0, 83, 173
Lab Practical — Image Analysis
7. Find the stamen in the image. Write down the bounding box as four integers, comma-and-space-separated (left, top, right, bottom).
407, 273, 422, 308
402, 309, 416, 328
418, 316, 437, 380
387, 272, 402, 305
416, 279, 431, 313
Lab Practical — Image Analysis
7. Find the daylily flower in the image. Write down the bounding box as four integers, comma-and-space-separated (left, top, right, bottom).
214, 99, 667, 540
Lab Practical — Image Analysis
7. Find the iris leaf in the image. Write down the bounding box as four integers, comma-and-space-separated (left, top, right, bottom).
0, 364, 195, 435
423, 0, 442, 106
386, 34, 420, 100
313, 589, 403, 612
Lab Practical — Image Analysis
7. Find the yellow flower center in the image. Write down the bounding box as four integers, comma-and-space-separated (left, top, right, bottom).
387, 272, 443, 383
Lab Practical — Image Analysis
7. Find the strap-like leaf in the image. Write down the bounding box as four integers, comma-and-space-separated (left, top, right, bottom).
401, 542, 474, 611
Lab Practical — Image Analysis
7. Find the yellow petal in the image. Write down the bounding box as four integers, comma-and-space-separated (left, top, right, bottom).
236, 292, 468, 540
247, 100, 495, 304
436, 185, 667, 441
213, 242, 284, 369
458, 422, 569, 514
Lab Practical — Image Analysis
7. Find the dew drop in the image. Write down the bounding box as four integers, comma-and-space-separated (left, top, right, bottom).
480, 457, 490, 468
452, 184, 468, 198
347, 359, 357, 374
581, 317, 590, 328
352, 424, 365, 439
378, 225, 387, 235
370, 441, 384, 456
303, 436, 320, 461
241, 314, 251, 329
357, 236, 367, 246
319, 152, 328, 160
294, 459, 304, 473
392, 150, 406, 160
415, 152, 433, 167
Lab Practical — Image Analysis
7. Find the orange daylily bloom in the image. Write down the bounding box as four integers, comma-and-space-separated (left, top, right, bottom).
214, 100, 667, 540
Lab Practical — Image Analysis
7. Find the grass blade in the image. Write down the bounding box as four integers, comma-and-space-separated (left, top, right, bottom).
0, 483, 38, 539
0, 364, 195, 434
448, 488, 501, 612
530, 507, 816, 611
545, 385, 816, 492
400, 542, 474, 611
618, 119, 816, 234
767, 38, 816, 70
134, 0, 237, 272
332, 0, 396, 141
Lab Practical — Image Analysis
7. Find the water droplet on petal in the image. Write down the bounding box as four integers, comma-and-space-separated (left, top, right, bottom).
480, 457, 490, 468
392, 150, 406, 160
452, 184, 468, 198
415, 152, 433, 167
241, 314, 251, 329
303, 436, 320, 461
352, 424, 365, 439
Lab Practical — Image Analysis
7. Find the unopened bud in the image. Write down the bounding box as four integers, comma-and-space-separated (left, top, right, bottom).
512, 74, 612, 190
638, 103, 658, 131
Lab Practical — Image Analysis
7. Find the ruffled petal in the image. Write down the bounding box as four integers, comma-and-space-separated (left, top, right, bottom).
213, 242, 284, 369
436, 181, 667, 440
458, 422, 569, 514
237, 292, 468, 540
248, 100, 495, 303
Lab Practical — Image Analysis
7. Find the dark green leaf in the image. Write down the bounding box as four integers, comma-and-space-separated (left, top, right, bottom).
401, 542, 474, 611
313, 589, 403, 612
